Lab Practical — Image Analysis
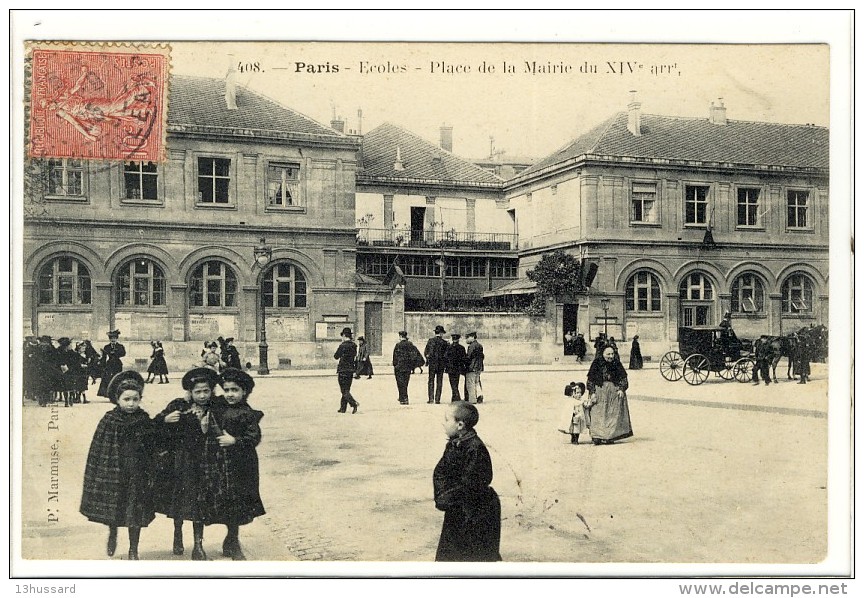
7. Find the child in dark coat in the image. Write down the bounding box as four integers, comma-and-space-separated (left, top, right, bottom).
433, 402, 502, 562
146, 340, 169, 384
154, 366, 263, 560
80, 371, 155, 560
213, 367, 266, 560
152, 367, 220, 559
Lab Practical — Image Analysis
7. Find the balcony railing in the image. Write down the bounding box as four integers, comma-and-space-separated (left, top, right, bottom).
356, 228, 518, 250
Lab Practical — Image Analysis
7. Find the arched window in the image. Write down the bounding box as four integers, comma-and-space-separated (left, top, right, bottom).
679, 273, 714, 301
781, 273, 814, 314
730, 273, 765, 313
116, 258, 165, 307
625, 271, 661, 312
190, 261, 237, 308
38, 256, 92, 305
263, 263, 307, 308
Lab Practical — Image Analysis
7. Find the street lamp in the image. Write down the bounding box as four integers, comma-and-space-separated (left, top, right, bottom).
253, 237, 273, 375
600, 296, 610, 337
435, 253, 446, 310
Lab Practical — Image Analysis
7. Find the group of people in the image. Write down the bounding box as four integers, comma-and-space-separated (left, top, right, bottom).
23, 330, 178, 406
420, 326, 485, 405
751, 326, 816, 386
589, 332, 643, 370
563, 330, 587, 361
23, 331, 124, 407
330, 325, 500, 561
61, 323, 634, 565
73, 327, 498, 563
79, 366, 265, 561
332, 326, 487, 413
199, 337, 243, 374
398, 326, 486, 406
559, 343, 634, 446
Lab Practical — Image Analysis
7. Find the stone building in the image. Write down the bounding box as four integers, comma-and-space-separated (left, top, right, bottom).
22, 79, 829, 367
503, 97, 829, 358
354, 122, 520, 351
23, 75, 362, 368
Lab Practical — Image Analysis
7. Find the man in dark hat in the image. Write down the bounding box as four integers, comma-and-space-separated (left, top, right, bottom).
56, 337, 78, 407
574, 333, 587, 363
222, 337, 242, 371
392, 330, 424, 405
334, 327, 359, 413
444, 333, 467, 402
424, 325, 449, 404
97, 330, 126, 398
465, 332, 485, 404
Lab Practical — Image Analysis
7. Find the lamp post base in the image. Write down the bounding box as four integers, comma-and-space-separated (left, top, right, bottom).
257, 342, 270, 375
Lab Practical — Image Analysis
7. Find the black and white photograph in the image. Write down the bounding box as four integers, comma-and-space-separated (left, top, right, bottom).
7, 9, 854, 589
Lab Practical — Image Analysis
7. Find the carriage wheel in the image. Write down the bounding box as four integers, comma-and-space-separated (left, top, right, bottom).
683, 354, 710, 386
659, 351, 684, 381
718, 359, 736, 380
734, 358, 755, 383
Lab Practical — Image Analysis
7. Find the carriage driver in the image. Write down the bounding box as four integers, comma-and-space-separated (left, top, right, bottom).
718, 311, 733, 354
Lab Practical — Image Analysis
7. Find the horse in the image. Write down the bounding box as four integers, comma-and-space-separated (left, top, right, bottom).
763, 335, 798, 383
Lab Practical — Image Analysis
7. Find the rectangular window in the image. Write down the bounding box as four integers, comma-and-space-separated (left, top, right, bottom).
153, 276, 165, 306
489, 259, 517, 278
358, 255, 391, 277
57, 257, 74, 304
124, 161, 158, 200
39, 270, 53, 305
402, 256, 440, 277
267, 163, 301, 207
294, 279, 307, 307
631, 182, 658, 224
685, 185, 709, 225
443, 258, 485, 278
787, 190, 810, 228
197, 157, 231, 204
737, 188, 760, 227
47, 159, 84, 197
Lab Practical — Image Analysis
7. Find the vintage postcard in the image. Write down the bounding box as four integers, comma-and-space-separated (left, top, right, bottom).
7, 10, 854, 587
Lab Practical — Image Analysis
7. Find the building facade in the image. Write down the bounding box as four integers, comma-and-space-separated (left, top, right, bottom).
503, 98, 829, 357
24, 75, 363, 368
23, 80, 829, 367
353, 122, 520, 352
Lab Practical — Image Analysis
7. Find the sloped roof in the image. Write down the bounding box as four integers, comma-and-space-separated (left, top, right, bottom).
168, 75, 346, 141
358, 122, 503, 186
520, 112, 829, 178
482, 277, 538, 297
353, 272, 388, 287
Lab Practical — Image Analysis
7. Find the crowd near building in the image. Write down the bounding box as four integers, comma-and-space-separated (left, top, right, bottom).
23, 76, 829, 369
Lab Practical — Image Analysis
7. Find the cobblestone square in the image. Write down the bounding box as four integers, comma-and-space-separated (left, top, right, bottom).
17, 363, 833, 575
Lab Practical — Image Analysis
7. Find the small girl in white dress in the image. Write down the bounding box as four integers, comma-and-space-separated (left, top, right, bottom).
559, 381, 590, 444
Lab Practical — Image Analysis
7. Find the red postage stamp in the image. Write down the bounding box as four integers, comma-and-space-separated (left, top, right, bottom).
28, 45, 169, 162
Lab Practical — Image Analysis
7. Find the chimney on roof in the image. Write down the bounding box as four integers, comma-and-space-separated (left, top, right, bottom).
330, 116, 345, 133
709, 98, 728, 125
627, 90, 641, 137
357, 108, 363, 135
225, 69, 238, 110
440, 125, 453, 152
394, 145, 405, 171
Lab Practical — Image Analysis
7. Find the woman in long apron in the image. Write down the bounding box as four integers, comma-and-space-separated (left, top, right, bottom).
586, 345, 633, 445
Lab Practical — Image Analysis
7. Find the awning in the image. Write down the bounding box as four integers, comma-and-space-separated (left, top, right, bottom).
482, 277, 538, 298
353, 272, 390, 288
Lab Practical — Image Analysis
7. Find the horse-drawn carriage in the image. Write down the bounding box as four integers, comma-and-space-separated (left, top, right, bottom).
660, 325, 754, 385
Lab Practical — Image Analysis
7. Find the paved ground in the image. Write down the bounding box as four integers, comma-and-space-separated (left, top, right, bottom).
16, 362, 830, 572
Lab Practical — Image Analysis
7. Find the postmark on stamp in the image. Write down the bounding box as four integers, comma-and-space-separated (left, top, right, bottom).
27, 43, 170, 162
